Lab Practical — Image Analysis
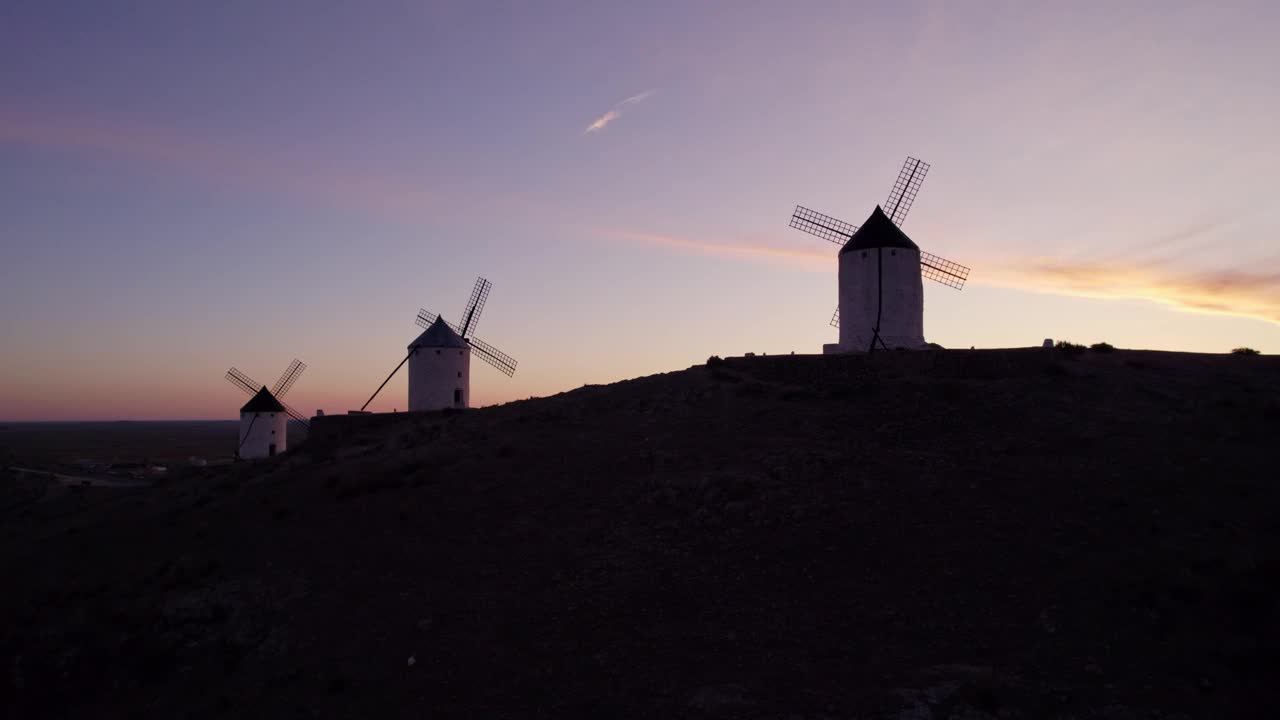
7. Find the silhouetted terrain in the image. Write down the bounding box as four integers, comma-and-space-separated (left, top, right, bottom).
3, 349, 1277, 719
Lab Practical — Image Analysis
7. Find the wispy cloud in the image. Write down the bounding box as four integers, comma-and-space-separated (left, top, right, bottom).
982, 215, 1280, 324
585, 110, 622, 134
584, 89, 657, 134
986, 259, 1280, 324
620, 90, 657, 106
602, 228, 831, 270
607, 219, 1280, 325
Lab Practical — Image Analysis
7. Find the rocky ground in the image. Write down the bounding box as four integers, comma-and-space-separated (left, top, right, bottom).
2, 348, 1278, 719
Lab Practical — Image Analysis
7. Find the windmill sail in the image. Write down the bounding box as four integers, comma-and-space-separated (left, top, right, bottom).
226, 366, 309, 429
919, 251, 969, 290
884, 157, 930, 226
225, 367, 263, 396
458, 277, 492, 338
790, 206, 857, 245
417, 310, 518, 377
278, 400, 311, 429
272, 359, 307, 397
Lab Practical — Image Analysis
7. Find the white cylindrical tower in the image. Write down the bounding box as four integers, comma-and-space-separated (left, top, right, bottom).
408, 316, 471, 411
238, 386, 289, 459
825, 205, 926, 354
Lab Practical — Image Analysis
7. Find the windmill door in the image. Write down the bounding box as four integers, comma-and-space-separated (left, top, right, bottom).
268, 443, 277, 456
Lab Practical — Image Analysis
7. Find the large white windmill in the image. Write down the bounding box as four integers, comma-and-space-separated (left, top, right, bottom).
789, 157, 970, 353
361, 277, 518, 413
224, 359, 310, 459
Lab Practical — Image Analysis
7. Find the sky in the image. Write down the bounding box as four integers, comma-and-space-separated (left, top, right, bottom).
2, 0, 1279, 421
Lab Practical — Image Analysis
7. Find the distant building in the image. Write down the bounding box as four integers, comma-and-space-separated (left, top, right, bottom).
408, 316, 470, 411
238, 386, 288, 459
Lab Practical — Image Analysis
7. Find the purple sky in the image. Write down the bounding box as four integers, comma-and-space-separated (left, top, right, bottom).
3, 1, 1279, 420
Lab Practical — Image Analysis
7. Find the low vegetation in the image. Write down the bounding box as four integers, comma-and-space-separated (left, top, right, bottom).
1232, 347, 1261, 356
1090, 341, 1115, 353
1054, 340, 1086, 355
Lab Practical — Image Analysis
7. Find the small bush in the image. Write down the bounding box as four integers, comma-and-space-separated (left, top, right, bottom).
1231, 347, 1261, 356
1090, 342, 1115, 353
706, 355, 725, 367
1055, 340, 1086, 355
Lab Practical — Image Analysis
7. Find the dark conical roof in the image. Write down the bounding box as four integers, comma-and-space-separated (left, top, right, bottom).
409, 315, 466, 349
839, 205, 920, 254
240, 386, 286, 413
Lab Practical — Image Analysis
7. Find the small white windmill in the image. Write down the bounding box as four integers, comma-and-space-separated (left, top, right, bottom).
789, 157, 970, 353
361, 277, 517, 412
225, 360, 309, 459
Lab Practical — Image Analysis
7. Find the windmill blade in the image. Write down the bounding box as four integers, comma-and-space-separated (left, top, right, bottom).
458, 277, 492, 339
225, 367, 263, 396
280, 400, 310, 429
417, 310, 518, 377
272, 358, 307, 398
790, 205, 857, 245
464, 334, 518, 378
920, 251, 970, 290
831, 307, 840, 329
228, 366, 307, 427
885, 156, 930, 227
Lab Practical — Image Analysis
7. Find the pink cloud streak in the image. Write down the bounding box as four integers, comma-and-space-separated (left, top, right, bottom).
0, 106, 435, 220
602, 228, 833, 270
606, 225, 1280, 325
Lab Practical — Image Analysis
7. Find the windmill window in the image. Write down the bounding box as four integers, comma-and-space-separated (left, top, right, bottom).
435, 349, 441, 355
861, 251, 867, 258
457, 371, 462, 377
891, 250, 897, 256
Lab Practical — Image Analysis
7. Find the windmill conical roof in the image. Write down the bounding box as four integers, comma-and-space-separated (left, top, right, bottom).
839, 205, 920, 254
410, 315, 467, 349
240, 386, 286, 413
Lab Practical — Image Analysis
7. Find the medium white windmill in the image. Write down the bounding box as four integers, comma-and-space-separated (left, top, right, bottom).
224, 359, 310, 459
361, 277, 517, 412
789, 156, 970, 353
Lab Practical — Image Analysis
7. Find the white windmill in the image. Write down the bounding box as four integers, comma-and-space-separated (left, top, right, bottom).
224, 359, 310, 459
790, 157, 970, 353
361, 277, 517, 413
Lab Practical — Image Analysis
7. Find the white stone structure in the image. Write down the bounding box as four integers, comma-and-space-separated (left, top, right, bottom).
823, 205, 927, 354
238, 386, 289, 459
408, 316, 470, 411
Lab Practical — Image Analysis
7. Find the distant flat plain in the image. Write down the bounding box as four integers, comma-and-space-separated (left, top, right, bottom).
0, 421, 246, 466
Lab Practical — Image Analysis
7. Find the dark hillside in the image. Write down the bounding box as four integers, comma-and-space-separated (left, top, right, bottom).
3, 349, 1278, 719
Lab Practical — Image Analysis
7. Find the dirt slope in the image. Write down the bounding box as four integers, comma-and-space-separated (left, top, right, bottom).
3, 349, 1278, 719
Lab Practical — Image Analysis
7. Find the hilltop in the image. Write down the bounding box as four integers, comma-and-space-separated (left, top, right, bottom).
3, 349, 1278, 719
